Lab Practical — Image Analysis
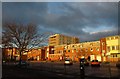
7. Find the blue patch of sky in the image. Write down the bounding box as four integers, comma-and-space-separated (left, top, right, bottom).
82, 25, 115, 33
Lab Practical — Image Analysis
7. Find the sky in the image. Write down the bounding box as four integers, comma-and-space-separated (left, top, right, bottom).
2, 2, 119, 43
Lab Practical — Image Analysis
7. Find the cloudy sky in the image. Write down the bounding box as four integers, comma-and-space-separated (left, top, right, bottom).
2, 2, 118, 43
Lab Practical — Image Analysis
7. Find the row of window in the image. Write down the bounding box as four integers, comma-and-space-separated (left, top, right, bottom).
64, 43, 100, 49
110, 54, 120, 58
106, 36, 119, 40
56, 48, 100, 53
49, 55, 60, 58
107, 45, 120, 52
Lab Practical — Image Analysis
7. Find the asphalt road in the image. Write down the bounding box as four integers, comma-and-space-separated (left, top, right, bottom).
2, 61, 120, 79
29, 61, 120, 79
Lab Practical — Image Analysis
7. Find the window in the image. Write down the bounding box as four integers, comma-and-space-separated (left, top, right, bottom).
90, 43, 93, 46
115, 36, 118, 39
116, 45, 119, 50
90, 48, 93, 51
64, 50, 66, 52
80, 45, 83, 48
107, 46, 110, 52
111, 37, 114, 40
58, 51, 60, 53
107, 38, 110, 40
68, 50, 70, 52
102, 42, 104, 46
97, 48, 99, 51
112, 46, 115, 50
76, 50, 78, 52
113, 54, 117, 57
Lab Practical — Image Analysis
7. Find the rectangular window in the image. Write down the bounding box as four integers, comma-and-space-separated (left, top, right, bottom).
97, 48, 99, 51
107, 38, 110, 40
76, 50, 78, 52
112, 46, 115, 50
68, 50, 70, 52
111, 37, 114, 40
90, 48, 93, 51
107, 46, 110, 52
64, 50, 66, 52
116, 45, 119, 50
115, 36, 118, 39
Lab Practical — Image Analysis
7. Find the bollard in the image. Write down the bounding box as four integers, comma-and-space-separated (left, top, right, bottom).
79, 58, 85, 79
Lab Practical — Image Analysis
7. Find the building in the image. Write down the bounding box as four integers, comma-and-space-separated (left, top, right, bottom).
49, 34, 79, 46
2, 47, 19, 61
79, 41, 101, 61
48, 41, 101, 62
105, 35, 120, 62
2, 47, 30, 61
2, 34, 120, 62
27, 47, 47, 61
49, 45, 65, 61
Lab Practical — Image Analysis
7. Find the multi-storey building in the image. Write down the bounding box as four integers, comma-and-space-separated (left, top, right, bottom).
105, 35, 120, 62
48, 41, 101, 61
49, 34, 79, 46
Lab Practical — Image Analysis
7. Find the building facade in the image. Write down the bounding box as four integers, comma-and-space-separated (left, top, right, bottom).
2, 34, 120, 62
48, 41, 101, 62
105, 35, 120, 62
49, 34, 79, 46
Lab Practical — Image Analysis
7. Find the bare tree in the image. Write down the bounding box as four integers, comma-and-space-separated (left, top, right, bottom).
2, 22, 48, 64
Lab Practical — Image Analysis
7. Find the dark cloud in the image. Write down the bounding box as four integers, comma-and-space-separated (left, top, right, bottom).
2, 2, 118, 42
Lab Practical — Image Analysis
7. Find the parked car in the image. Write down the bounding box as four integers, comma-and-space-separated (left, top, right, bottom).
116, 60, 120, 68
91, 60, 100, 67
15, 61, 29, 68
64, 58, 73, 65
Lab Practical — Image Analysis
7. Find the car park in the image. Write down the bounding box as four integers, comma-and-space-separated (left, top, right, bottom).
91, 60, 100, 67
64, 58, 73, 65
